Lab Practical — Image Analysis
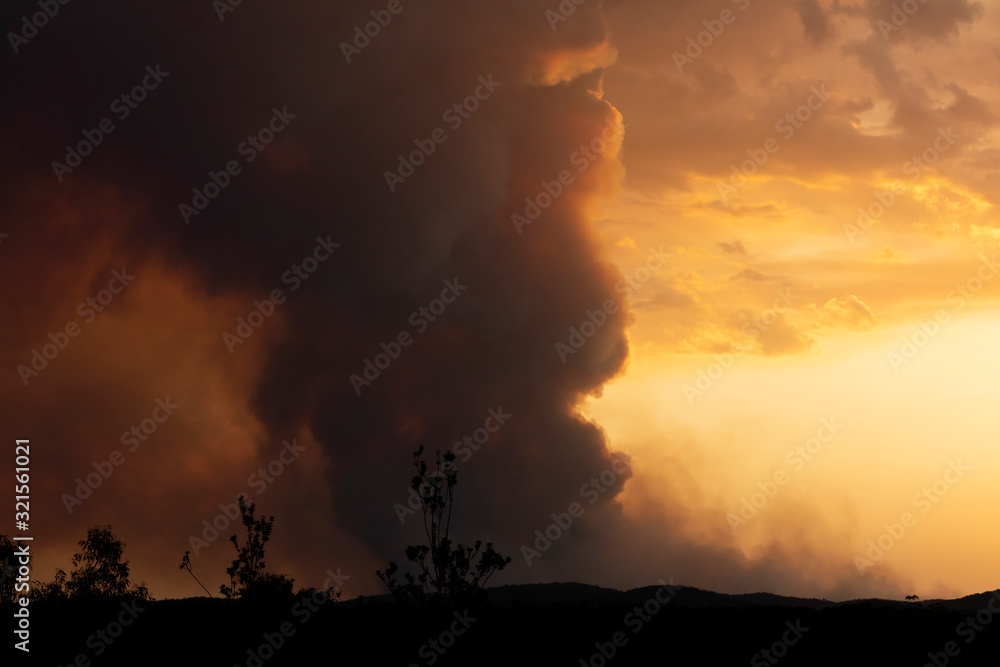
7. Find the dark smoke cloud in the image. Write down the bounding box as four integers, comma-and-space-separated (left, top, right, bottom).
0, 0, 906, 600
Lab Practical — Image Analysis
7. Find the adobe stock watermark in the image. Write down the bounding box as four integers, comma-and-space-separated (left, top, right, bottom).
340, 0, 417, 63
212, 0, 248, 21
179, 106, 296, 224
887, 254, 997, 372
844, 127, 960, 244
717, 85, 830, 201
877, 0, 931, 40
750, 619, 810, 666
394, 407, 511, 524
854, 459, 970, 575
512, 117, 625, 234
727, 417, 843, 534
922, 591, 1000, 667
224, 236, 340, 352
521, 455, 631, 566
62, 397, 180, 514
555, 246, 670, 363
51, 65, 170, 182
7, 0, 73, 54
578, 579, 679, 667
11, 542, 29, 653
672, 0, 751, 72
349, 277, 468, 395
187, 438, 306, 556
384, 74, 501, 192
544, 0, 590, 30
683, 287, 798, 404
17, 268, 135, 386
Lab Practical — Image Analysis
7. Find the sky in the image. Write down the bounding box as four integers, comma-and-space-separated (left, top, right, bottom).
1, 0, 998, 603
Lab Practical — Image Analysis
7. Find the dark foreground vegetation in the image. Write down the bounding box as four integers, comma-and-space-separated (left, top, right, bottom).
4, 583, 1000, 666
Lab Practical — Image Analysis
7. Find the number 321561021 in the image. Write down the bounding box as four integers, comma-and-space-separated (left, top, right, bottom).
15, 442, 29, 521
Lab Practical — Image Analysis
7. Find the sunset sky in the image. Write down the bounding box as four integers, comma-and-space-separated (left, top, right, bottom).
2, 0, 998, 603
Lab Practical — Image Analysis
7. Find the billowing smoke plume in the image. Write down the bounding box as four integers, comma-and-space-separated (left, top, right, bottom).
0, 0, 906, 600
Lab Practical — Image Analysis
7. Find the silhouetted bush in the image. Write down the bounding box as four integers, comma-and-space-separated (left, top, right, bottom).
377, 446, 511, 607
30, 526, 149, 602
30, 568, 68, 603
220, 496, 294, 601
0, 534, 19, 603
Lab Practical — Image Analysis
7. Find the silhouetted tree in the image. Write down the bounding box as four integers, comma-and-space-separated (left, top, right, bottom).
64, 526, 150, 601
0, 534, 20, 603
30, 568, 68, 603
220, 496, 294, 601
377, 446, 511, 607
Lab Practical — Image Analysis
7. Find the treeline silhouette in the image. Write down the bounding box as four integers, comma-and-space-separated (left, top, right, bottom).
1, 447, 511, 608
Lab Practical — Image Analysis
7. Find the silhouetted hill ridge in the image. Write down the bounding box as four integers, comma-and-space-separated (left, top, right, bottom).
150, 581, 999, 612
480, 581, 835, 609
